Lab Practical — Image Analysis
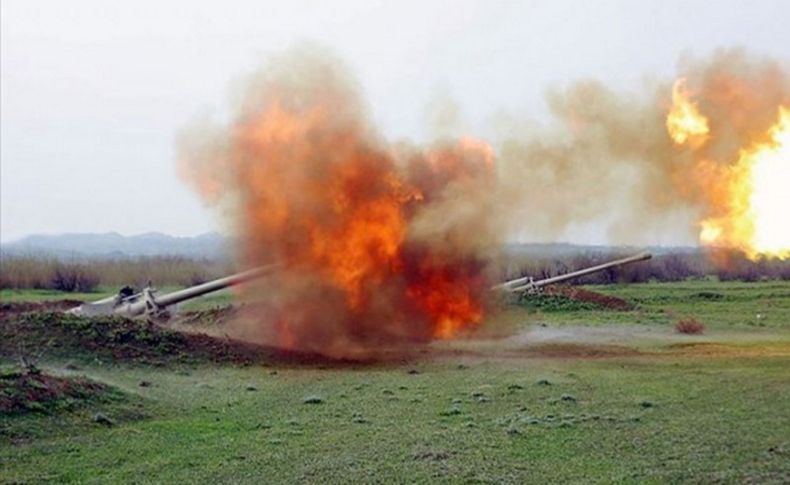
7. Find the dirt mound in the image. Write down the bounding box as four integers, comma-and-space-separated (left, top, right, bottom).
0, 312, 279, 365
174, 305, 237, 327
0, 300, 83, 314
545, 285, 634, 311
0, 368, 116, 415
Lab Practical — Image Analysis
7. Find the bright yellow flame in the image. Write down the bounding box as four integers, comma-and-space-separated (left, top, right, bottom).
699, 221, 722, 246
749, 107, 790, 258
699, 107, 790, 260
666, 78, 709, 146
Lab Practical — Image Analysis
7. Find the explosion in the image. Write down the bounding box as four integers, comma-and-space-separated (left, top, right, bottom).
178, 48, 790, 356
495, 49, 789, 258
178, 49, 498, 358
667, 81, 790, 260
666, 78, 710, 146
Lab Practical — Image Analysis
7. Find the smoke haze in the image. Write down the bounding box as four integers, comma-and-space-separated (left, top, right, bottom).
179, 46, 790, 356
498, 49, 789, 247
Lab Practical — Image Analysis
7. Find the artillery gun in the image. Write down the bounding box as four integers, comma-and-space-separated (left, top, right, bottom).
492, 252, 652, 294
67, 263, 282, 319
67, 252, 650, 320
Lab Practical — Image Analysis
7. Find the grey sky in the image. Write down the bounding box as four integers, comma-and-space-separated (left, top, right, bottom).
2, 0, 788, 242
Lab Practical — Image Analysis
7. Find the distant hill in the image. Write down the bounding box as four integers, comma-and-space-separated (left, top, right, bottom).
1, 232, 230, 259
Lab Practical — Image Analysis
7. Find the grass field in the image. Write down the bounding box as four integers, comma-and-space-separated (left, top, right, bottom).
2, 281, 789, 483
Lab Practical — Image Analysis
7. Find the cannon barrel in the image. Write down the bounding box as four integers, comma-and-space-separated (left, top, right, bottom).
119, 263, 283, 317
494, 252, 652, 293
68, 263, 283, 318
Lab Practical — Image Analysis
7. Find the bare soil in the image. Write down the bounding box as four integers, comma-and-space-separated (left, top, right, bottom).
546, 285, 633, 311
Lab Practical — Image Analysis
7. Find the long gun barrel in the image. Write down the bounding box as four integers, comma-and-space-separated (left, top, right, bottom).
493, 252, 652, 293
69, 263, 283, 318
120, 263, 283, 317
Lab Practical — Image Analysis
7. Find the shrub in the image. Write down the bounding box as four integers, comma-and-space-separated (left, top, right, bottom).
674, 318, 705, 335
0, 255, 229, 290
51, 264, 100, 292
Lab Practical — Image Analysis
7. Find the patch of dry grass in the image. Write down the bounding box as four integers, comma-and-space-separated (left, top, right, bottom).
674, 318, 705, 335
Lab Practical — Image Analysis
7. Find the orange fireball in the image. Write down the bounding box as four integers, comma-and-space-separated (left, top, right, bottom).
699, 107, 790, 259
179, 56, 495, 356
667, 77, 790, 260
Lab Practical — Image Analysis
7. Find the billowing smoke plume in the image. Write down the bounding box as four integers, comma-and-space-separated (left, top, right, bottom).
179, 47, 790, 357
178, 47, 501, 358
497, 49, 790, 251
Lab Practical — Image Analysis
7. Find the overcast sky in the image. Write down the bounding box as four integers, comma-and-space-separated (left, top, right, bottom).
2, 0, 788, 242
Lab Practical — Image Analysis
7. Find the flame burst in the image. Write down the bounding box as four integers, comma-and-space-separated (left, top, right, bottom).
668, 79, 790, 260
179, 52, 494, 357
666, 78, 710, 146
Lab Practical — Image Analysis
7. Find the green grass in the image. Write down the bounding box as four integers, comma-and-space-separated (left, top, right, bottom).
526, 280, 790, 329
2, 356, 787, 483
178, 289, 235, 311
1, 281, 789, 483
518, 294, 601, 312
